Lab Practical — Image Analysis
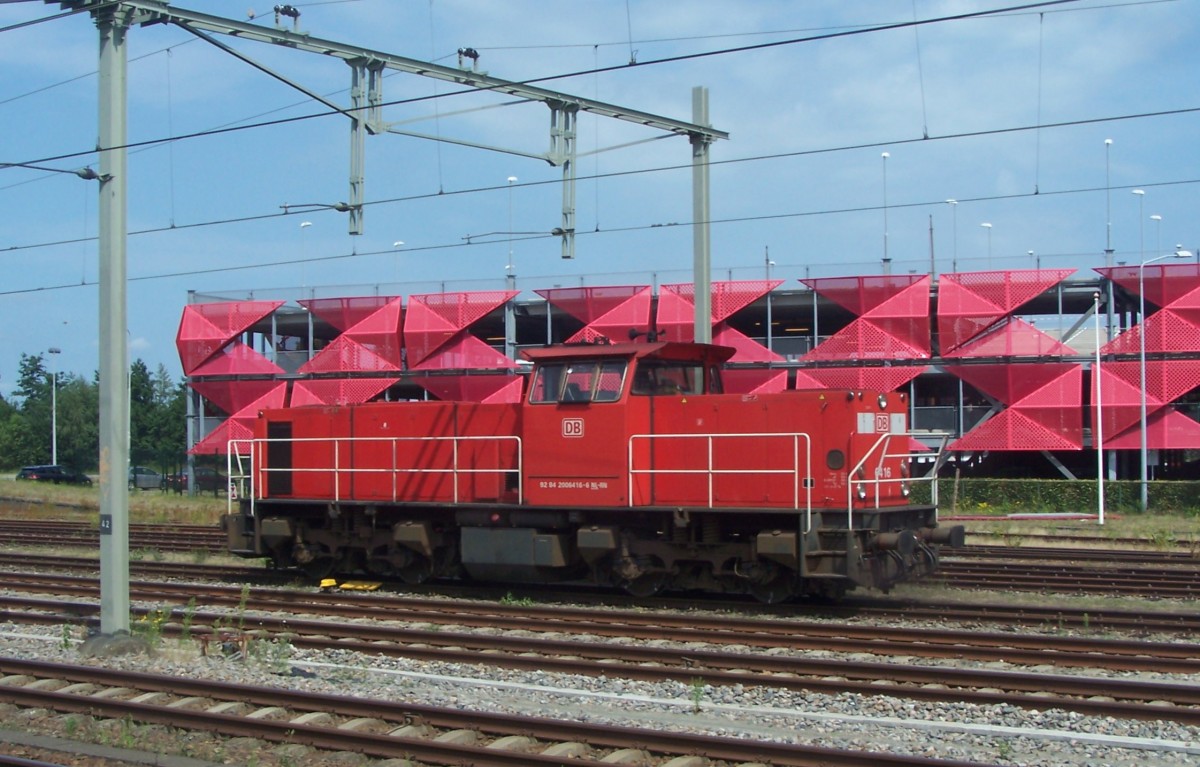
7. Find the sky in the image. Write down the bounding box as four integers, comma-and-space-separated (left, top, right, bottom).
1, 0, 1197, 399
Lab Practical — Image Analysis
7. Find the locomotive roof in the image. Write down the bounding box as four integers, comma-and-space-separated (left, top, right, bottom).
521, 341, 736, 365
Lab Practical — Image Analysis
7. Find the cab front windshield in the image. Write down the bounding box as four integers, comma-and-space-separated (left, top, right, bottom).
529, 360, 627, 404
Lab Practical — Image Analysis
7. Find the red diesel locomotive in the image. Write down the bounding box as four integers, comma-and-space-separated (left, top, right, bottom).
223, 341, 962, 602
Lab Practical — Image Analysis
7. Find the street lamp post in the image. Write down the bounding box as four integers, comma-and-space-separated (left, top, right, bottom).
981, 222, 993, 264
881, 152, 890, 275
945, 199, 958, 272
1104, 139, 1113, 266
48, 347, 60, 464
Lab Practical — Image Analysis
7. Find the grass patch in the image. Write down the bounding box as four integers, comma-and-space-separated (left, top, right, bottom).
0, 475, 224, 526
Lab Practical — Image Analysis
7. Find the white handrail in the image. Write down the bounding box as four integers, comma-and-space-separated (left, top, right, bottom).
227, 434, 522, 513
627, 431, 813, 531
845, 431, 948, 524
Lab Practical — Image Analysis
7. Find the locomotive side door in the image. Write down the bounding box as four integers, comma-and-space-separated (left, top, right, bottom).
522, 357, 629, 506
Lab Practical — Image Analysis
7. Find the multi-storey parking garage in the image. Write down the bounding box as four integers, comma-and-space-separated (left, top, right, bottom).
176, 264, 1200, 481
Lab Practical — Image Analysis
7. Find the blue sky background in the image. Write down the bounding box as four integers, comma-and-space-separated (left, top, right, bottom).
1, 0, 1197, 399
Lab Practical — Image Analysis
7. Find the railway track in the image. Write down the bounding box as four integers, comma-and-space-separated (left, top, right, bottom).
0, 657, 986, 767
1, 578, 1198, 726
3, 517, 1200, 598
0, 550, 1196, 633
2, 573, 1197, 673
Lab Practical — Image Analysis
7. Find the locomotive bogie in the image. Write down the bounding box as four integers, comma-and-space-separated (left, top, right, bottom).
226, 342, 961, 601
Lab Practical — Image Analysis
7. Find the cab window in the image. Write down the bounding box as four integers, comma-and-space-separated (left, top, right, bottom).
529, 360, 627, 404
631, 363, 705, 396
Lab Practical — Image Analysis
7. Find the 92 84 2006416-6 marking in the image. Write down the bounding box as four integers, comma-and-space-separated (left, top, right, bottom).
537, 479, 609, 490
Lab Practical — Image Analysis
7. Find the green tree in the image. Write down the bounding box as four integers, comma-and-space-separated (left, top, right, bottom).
54, 374, 99, 471
144, 363, 187, 471
0, 411, 40, 467
130, 359, 155, 466
14, 353, 52, 463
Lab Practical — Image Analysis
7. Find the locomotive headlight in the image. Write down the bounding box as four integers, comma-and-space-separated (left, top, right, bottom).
900, 460, 911, 496
877, 393, 887, 409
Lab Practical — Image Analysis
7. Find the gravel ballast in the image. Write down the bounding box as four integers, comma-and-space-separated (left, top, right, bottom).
1, 618, 1198, 767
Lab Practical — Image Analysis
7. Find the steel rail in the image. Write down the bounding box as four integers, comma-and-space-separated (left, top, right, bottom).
0, 657, 980, 767
2, 596, 1199, 724
2, 576, 1199, 670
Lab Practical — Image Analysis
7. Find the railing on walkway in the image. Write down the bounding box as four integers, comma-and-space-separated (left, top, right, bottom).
227, 435, 522, 518
627, 431, 814, 531
845, 432, 950, 526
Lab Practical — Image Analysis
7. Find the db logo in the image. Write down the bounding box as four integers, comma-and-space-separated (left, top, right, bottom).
874, 413, 890, 433
562, 417, 585, 438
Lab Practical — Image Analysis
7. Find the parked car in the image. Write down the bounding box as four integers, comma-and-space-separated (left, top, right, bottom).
15, 464, 93, 486
165, 466, 227, 495
128, 466, 164, 491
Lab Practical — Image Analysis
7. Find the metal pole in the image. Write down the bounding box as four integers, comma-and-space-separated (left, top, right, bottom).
881, 152, 890, 275
505, 175, 517, 359
1094, 292, 1104, 526
48, 348, 60, 465
765, 247, 773, 355
691, 86, 712, 344
1134, 189, 1147, 512
96, 3, 132, 636
945, 199, 958, 272
1104, 139, 1113, 267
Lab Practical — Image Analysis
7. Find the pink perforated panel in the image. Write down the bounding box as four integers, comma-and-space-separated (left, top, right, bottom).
721, 368, 788, 394
189, 382, 287, 455
948, 363, 1082, 450
188, 342, 284, 377
301, 296, 399, 333
945, 318, 1078, 359
176, 300, 284, 375
190, 418, 255, 456
191, 379, 289, 417
803, 366, 924, 392
936, 269, 1073, 354
1103, 409, 1200, 449
1101, 308, 1200, 356
803, 318, 929, 361
950, 405, 1082, 451
654, 289, 695, 343
418, 375, 524, 403
299, 336, 401, 374
711, 325, 783, 363
801, 274, 926, 316
403, 291, 517, 368
409, 334, 514, 371
802, 276, 930, 361
661, 280, 782, 323
1093, 359, 1200, 440
290, 378, 397, 406
536, 286, 653, 343
655, 281, 783, 355
1096, 264, 1200, 311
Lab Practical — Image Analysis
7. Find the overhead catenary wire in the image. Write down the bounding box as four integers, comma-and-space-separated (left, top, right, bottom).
2, 98, 1196, 257
0, 0, 1090, 172
3, 173, 1198, 297
0, 0, 1193, 297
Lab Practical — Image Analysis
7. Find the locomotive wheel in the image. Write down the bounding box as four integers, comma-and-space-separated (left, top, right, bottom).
398, 556, 434, 585
300, 556, 337, 582
620, 572, 668, 598
747, 573, 795, 604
